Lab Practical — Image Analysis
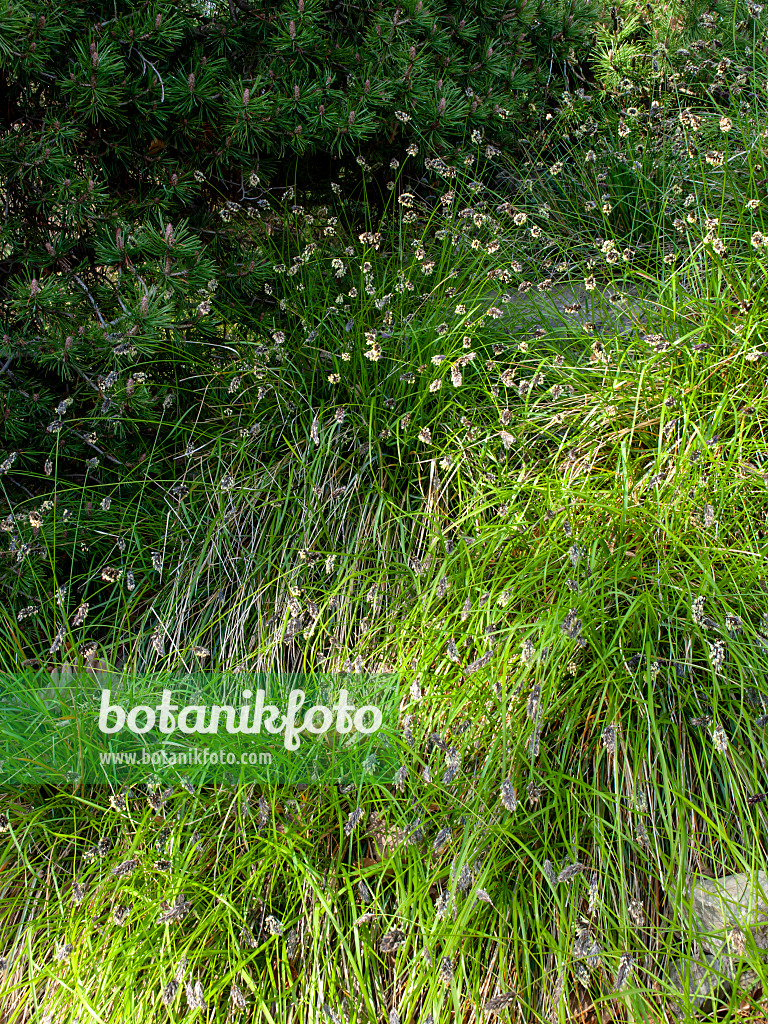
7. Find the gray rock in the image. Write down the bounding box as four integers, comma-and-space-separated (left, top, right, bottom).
669, 871, 768, 1014
668, 949, 729, 1014
692, 870, 768, 935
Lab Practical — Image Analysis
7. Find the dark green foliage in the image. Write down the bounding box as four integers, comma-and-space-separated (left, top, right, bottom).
0, 0, 604, 625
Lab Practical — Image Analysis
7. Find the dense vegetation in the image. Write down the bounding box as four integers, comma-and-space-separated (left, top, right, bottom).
3, 0, 768, 1020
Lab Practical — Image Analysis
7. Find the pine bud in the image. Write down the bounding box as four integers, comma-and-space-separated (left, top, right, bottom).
188, 72, 195, 92
289, 20, 296, 39
243, 88, 250, 105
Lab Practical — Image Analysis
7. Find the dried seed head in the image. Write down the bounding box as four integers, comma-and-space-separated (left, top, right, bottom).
439, 956, 454, 984
614, 952, 634, 991
484, 993, 517, 1014
526, 683, 541, 720
557, 862, 586, 884
709, 641, 726, 676
601, 724, 615, 754
435, 890, 450, 920
162, 979, 179, 1007
520, 637, 535, 664
500, 780, 517, 813
230, 982, 248, 1010
157, 893, 192, 925
464, 650, 493, 675
433, 827, 451, 854
729, 926, 746, 956
344, 807, 365, 836
70, 598, 88, 622
112, 904, 131, 926
56, 940, 73, 962
712, 720, 728, 752
380, 928, 406, 952
111, 857, 139, 878
185, 980, 206, 1010
286, 928, 300, 961
97, 836, 112, 857
265, 914, 283, 936
627, 897, 644, 925
527, 724, 540, 759
475, 889, 495, 908
560, 609, 582, 639
456, 863, 473, 893
580, 876, 597, 924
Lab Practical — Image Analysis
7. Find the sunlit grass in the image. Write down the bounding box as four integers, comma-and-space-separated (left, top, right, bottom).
5, 6, 768, 1021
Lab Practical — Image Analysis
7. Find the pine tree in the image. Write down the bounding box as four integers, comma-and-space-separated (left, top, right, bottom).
0, 0, 601, 627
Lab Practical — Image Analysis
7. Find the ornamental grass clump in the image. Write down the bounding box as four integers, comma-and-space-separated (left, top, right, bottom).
4, 1, 768, 1022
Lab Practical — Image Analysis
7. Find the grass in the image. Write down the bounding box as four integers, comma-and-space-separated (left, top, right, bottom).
5, 2, 768, 1020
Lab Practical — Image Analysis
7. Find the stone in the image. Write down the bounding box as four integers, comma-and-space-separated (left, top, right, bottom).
668, 871, 768, 1014
668, 949, 729, 1013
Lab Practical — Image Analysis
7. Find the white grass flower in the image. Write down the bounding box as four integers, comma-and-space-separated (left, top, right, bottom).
614, 953, 634, 991
265, 914, 283, 936
709, 641, 726, 676
344, 807, 365, 836
500, 780, 517, 812
433, 827, 451, 853
185, 980, 207, 1010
